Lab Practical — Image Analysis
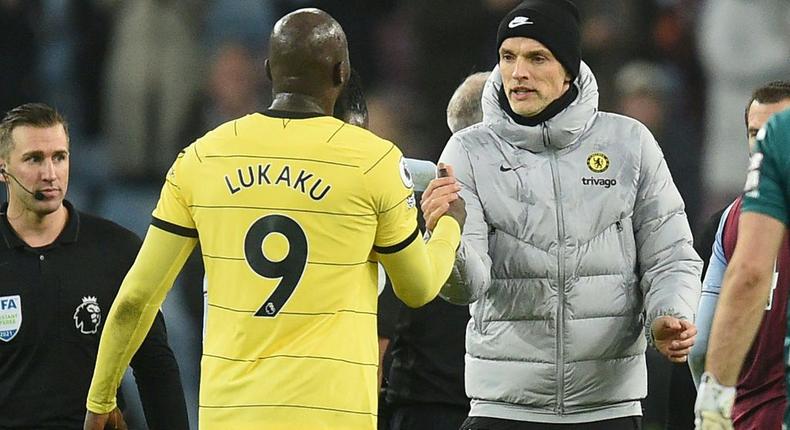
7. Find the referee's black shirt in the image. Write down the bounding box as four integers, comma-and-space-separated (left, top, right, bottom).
0, 201, 188, 429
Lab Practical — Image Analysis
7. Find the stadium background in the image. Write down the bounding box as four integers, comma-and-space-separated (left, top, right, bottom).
1, 1, 788, 429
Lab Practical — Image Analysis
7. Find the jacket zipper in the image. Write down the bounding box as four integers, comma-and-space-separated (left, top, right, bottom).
546, 125, 566, 415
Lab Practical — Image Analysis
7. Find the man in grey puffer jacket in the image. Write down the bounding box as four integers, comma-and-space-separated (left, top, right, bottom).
421, 1, 702, 428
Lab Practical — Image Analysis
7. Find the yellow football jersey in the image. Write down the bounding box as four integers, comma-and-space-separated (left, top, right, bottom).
152, 111, 419, 430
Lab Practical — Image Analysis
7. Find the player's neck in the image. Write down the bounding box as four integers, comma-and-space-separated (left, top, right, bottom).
269, 93, 332, 116
7, 202, 68, 248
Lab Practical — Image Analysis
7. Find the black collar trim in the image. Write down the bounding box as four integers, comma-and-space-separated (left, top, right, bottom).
263, 109, 327, 119
0, 200, 80, 249
498, 84, 578, 127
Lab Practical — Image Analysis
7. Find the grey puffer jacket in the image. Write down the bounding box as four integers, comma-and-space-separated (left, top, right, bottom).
439, 63, 702, 423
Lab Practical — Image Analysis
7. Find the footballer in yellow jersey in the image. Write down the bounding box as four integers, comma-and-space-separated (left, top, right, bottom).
164, 110, 430, 428
85, 9, 464, 430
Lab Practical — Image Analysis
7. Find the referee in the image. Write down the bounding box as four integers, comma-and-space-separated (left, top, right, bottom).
0, 103, 188, 429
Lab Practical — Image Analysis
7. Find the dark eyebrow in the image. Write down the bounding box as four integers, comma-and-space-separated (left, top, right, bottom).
499, 47, 553, 58
526, 49, 552, 58
21, 150, 44, 158
21, 149, 70, 158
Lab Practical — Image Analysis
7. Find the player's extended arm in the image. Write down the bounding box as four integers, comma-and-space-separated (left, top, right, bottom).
689, 292, 720, 386
689, 211, 730, 386
634, 129, 702, 334
85, 226, 197, 416
379, 216, 461, 308
705, 212, 784, 385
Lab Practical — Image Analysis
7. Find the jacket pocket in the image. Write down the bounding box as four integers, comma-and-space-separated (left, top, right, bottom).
473, 227, 499, 333
615, 220, 626, 266
615, 217, 638, 272
615, 217, 640, 313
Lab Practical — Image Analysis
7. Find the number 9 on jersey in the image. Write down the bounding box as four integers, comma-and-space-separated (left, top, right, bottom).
244, 214, 308, 317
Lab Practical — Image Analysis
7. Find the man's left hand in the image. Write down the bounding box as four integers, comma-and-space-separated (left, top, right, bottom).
652, 315, 696, 363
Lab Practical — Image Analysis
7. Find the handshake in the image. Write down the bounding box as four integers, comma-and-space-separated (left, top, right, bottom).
406, 159, 466, 233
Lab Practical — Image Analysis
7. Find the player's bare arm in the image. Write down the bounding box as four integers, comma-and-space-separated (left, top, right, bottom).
705, 212, 785, 385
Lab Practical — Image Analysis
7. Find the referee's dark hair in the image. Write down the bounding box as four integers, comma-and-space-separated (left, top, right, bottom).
744, 81, 790, 132
0, 103, 68, 160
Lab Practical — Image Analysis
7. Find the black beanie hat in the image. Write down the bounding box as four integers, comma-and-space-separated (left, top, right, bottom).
496, 0, 581, 79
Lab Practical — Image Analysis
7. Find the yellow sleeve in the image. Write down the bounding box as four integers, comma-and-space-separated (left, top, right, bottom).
86, 226, 197, 414
379, 217, 461, 308
364, 145, 419, 250
151, 146, 197, 235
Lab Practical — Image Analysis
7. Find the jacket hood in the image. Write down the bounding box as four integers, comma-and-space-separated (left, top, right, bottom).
482, 61, 599, 152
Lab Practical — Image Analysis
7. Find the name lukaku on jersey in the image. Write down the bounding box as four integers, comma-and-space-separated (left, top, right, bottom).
224, 163, 332, 201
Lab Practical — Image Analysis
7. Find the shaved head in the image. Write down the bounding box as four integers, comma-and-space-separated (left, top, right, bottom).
267, 8, 350, 109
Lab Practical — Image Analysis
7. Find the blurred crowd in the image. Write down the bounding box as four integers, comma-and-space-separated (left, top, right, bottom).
2, 0, 788, 429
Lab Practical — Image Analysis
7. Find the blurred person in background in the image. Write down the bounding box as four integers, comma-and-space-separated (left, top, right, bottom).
689, 81, 790, 430
184, 42, 271, 144
614, 60, 702, 231
0, 103, 187, 430
421, 1, 702, 428
102, 0, 203, 183
380, 71, 489, 430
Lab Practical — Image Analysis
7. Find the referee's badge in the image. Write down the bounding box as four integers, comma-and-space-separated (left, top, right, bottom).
399, 157, 414, 189
73, 296, 102, 335
0, 295, 22, 342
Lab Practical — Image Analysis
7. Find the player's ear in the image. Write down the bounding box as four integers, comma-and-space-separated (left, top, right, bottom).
333, 60, 349, 87
264, 58, 272, 82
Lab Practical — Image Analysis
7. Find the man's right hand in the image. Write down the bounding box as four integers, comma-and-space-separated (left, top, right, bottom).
84, 407, 128, 430
420, 163, 466, 232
